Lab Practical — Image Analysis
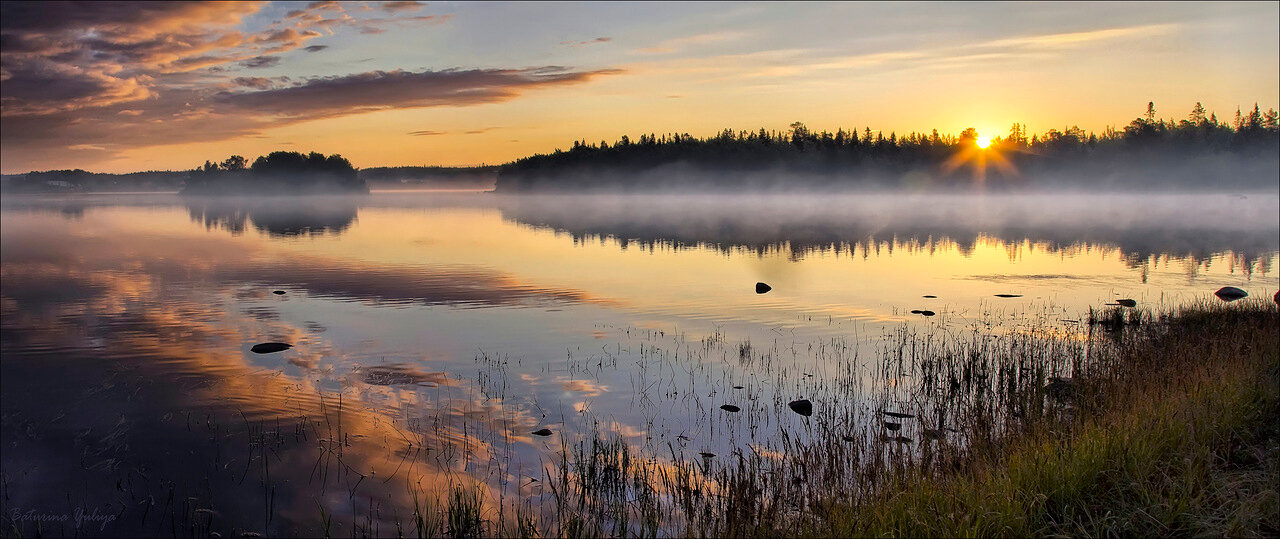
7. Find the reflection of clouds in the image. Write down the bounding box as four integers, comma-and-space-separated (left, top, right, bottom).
0, 226, 572, 534
2, 212, 613, 310
560, 378, 608, 397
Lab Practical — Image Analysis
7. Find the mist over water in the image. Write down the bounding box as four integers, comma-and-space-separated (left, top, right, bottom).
2, 190, 1276, 536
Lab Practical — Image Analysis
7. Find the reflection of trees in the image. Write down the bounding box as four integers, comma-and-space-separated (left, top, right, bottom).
185, 197, 359, 237
497, 194, 1280, 271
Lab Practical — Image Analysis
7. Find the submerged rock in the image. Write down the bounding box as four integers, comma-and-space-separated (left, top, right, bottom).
755, 282, 772, 294
250, 342, 292, 354
787, 399, 812, 417
272, 290, 286, 295
1116, 299, 1137, 307
531, 428, 553, 437
1214, 286, 1248, 301
720, 404, 741, 413
994, 294, 1022, 298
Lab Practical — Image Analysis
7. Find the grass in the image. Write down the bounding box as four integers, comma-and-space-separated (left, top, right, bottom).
816, 299, 1280, 537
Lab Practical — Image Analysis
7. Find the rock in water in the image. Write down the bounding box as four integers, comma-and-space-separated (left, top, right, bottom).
755, 282, 772, 294
720, 404, 741, 413
922, 295, 937, 298
787, 399, 812, 417
272, 290, 286, 295
883, 411, 915, 419
698, 452, 716, 458
1116, 299, 1137, 307
910, 309, 923, 314
1214, 287, 1248, 301
883, 421, 902, 431
531, 428, 553, 437
250, 342, 291, 354
994, 294, 1022, 298
920, 310, 935, 316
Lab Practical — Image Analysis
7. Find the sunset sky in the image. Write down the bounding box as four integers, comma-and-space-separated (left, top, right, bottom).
1, 1, 1277, 174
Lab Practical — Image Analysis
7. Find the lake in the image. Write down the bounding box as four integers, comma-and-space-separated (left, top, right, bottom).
1, 191, 1276, 536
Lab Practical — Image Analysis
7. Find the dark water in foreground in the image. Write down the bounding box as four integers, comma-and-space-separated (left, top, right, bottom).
1, 192, 1277, 536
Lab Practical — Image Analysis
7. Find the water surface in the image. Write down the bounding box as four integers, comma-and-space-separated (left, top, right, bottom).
2, 191, 1276, 536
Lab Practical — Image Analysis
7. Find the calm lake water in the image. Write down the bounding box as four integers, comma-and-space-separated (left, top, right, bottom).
2, 191, 1277, 536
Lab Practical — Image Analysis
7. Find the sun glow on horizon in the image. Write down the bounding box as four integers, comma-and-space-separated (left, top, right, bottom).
975, 135, 992, 149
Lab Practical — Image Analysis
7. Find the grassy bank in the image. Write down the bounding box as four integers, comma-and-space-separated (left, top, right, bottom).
827, 301, 1279, 537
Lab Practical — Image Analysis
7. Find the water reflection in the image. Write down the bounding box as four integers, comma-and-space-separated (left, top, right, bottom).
497, 193, 1280, 269
185, 196, 359, 237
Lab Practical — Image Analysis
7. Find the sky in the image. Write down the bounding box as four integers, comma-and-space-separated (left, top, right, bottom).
1, 1, 1277, 174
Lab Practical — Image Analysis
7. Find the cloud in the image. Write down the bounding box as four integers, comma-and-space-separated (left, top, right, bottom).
560, 37, 611, 47
303, 44, 328, 52
380, 1, 426, 12
636, 31, 747, 54
972, 24, 1179, 50
212, 67, 624, 119
240, 56, 281, 69
409, 130, 446, 136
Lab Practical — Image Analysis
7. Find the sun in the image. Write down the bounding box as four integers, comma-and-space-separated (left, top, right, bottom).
975, 134, 992, 149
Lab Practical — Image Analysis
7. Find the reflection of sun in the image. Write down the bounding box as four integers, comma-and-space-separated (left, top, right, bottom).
975, 135, 991, 149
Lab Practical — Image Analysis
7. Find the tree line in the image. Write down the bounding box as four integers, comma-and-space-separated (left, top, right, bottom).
182, 151, 366, 194
496, 102, 1280, 192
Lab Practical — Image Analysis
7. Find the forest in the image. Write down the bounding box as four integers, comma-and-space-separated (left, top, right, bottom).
495, 102, 1280, 192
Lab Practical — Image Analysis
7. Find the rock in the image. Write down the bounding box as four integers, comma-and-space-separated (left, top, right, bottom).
1116, 299, 1137, 307
698, 452, 716, 458
910, 309, 923, 314
1045, 377, 1075, 401
919, 310, 935, 317
732, 385, 744, 389
994, 294, 1022, 298
883, 411, 915, 419
787, 399, 812, 417
883, 421, 902, 431
250, 342, 291, 354
755, 282, 772, 294
720, 404, 741, 413
272, 290, 286, 295
922, 295, 937, 298
1214, 286, 1248, 301
531, 428, 553, 437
